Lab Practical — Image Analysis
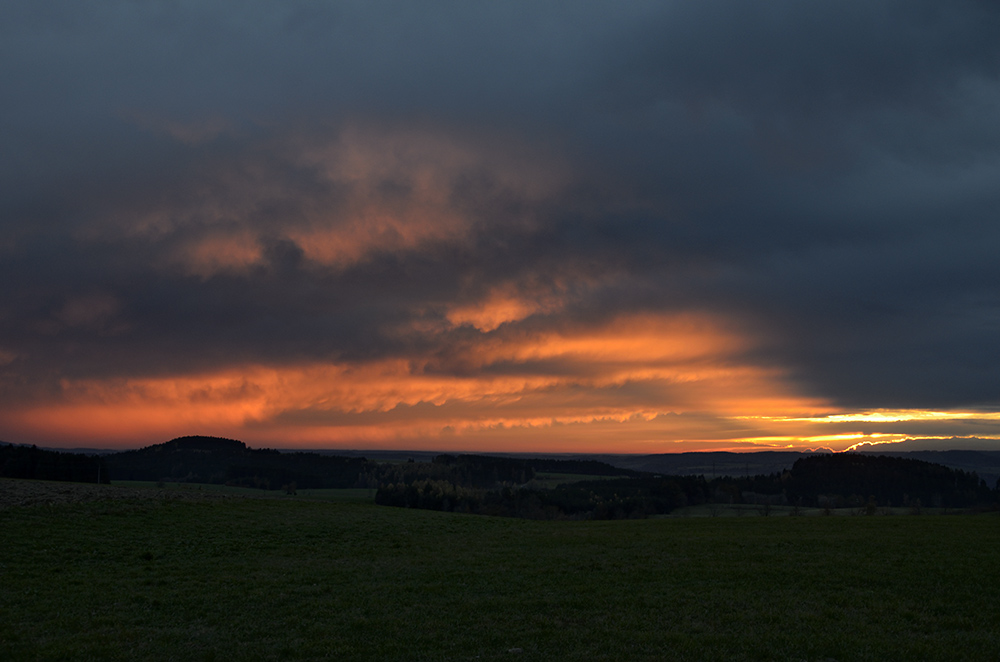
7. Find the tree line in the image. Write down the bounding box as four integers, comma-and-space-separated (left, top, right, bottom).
5, 437, 998, 519
1, 443, 110, 484
377, 453, 1000, 519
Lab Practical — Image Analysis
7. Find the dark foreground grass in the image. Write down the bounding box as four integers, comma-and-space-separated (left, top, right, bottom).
2, 496, 998, 661
112, 481, 376, 503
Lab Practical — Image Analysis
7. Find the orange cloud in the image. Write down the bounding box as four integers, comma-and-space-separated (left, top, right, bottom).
445, 284, 566, 331
288, 126, 569, 267
444, 271, 604, 332
18, 296, 994, 453
2, 311, 846, 451
176, 232, 263, 277
0, 349, 17, 366
12, 358, 1000, 451
113, 124, 573, 277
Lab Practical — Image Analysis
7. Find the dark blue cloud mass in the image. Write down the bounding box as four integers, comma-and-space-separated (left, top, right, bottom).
2, 1, 1000, 447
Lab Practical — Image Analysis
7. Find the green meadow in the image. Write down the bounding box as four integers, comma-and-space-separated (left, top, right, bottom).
2, 490, 999, 661
111, 481, 377, 503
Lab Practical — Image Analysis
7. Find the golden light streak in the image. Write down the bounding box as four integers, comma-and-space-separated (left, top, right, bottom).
843, 435, 1000, 452
773, 409, 1000, 424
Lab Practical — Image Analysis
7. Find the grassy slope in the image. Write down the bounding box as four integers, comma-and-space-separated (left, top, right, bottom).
1, 498, 998, 661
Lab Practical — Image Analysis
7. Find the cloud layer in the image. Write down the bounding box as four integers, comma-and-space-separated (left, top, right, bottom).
3, 1, 1000, 450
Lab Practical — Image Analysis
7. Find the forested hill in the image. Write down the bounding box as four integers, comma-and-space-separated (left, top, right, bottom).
786, 453, 992, 508
103, 436, 368, 489
597, 449, 1000, 489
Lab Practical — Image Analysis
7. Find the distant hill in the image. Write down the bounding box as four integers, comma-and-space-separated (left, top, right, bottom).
103, 436, 369, 489
584, 450, 1000, 489
101, 439, 637, 491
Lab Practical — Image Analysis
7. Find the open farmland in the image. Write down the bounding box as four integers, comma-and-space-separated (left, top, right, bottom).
1, 479, 999, 661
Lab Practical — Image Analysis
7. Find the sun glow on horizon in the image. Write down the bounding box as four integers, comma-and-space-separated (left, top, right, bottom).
5, 309, 1000, 453
0, 311, 844, 451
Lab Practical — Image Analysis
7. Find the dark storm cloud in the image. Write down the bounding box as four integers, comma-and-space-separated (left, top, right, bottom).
3, 0, 1000, 417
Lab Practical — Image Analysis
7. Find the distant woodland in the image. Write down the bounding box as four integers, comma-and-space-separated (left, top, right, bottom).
377, 453, 997, 519
0, 443, 109, 484
3, 436, 998, 519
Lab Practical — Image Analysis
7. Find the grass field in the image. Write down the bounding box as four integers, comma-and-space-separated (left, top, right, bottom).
112, 481, 377, 503
2, 488, 999, 661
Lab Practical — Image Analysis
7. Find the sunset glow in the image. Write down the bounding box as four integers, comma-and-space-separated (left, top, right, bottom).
0, 313, 830, 449
6, 304, 1000, 452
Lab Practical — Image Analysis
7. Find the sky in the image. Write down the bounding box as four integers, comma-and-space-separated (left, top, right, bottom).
3, 1, 1000, 453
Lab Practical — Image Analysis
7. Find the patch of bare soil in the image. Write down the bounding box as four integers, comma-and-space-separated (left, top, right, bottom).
0, 478, 235, 509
